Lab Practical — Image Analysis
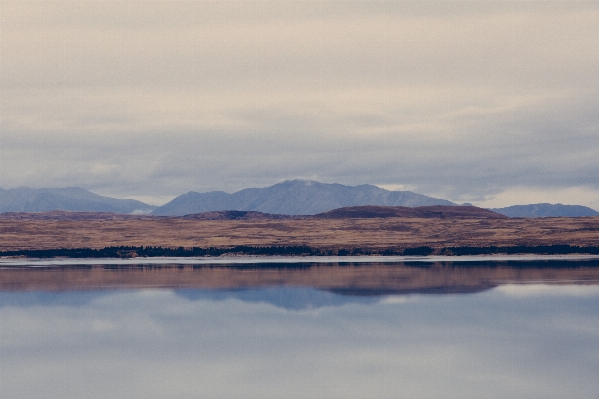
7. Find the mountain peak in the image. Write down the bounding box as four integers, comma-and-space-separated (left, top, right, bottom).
152, 181, 455, 216
276, 179, 326, 187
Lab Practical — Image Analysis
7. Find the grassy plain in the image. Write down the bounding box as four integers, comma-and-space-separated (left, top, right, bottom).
1, 210, 598, 252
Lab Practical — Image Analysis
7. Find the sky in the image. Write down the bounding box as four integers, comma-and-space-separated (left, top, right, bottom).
1, 1, 598, 208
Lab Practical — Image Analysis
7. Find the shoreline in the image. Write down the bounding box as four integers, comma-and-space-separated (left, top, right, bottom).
2, 254, 599, 267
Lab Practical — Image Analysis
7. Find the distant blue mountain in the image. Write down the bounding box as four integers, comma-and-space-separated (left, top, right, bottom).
4, 184, 596, 219
151, 180, 456, 216
0, 187, 155, 214
491, 203, 599, 218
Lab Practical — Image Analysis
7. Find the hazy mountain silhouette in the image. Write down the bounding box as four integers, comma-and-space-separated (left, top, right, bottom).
3, 184, 597, 218
0, 187, 155, 214
151, 180, 456, 216
491, 203, 599, 218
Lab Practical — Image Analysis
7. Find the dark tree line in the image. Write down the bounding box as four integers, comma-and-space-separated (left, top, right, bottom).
1, 244, 598, 258
440, 245, 599, 256
0, 245, 316, 258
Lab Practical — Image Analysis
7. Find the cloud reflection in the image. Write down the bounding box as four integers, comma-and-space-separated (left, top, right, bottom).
2, 286, 599, 399
495, 284, 599, 297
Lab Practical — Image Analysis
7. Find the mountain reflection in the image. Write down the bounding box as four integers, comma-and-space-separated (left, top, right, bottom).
1, 287, 378, 310
2, 259, 599, 295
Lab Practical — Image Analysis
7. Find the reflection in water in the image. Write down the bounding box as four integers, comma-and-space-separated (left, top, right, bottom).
1, 260, 599, 399
2, 258, 599, 294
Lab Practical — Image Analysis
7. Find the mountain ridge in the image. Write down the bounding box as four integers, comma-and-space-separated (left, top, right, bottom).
2, 182, 597, 218
0, 187, 156, 214
151, 180, 457, 216
491, 203, 599, 218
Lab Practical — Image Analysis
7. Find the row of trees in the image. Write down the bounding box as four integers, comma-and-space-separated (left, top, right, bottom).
441, 245, 599, 256
3, 244, 599, 258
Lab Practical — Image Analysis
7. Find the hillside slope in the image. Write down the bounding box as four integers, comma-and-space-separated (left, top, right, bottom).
314, 205, 506, 219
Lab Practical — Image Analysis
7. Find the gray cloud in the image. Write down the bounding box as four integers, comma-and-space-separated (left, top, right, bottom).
1, 1, 598, 207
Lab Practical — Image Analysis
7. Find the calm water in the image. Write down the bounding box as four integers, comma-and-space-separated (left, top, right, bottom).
1, 258, 599, 399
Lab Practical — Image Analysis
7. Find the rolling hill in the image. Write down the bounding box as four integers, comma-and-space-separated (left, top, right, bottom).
313, 205, 506, 219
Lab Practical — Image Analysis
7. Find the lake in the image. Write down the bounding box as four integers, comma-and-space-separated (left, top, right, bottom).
1, 257, 599, 399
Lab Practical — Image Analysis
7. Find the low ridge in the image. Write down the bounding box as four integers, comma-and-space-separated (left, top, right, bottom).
181, 210, 300, 220
314, 205, 507, 219
179, 205, 507, 220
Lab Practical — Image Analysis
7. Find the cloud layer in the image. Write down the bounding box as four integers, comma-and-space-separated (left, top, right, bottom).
1, 2, 598, 207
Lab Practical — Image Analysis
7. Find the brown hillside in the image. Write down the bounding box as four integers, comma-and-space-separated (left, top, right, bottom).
0, 206, 507, 222
314, 205, 506, 219
1, 210, 598, 252
181, 210, 300, 220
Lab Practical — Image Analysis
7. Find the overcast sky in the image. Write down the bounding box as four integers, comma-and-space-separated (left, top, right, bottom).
1, 1, 598, 208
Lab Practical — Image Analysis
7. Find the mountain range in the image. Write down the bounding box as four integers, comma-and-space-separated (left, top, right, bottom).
0, 187, 155, 214
1, 181, 597, 218
151, 180, 455, 216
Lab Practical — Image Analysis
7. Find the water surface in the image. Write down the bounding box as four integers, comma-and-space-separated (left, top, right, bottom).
1, 259, 598, 399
